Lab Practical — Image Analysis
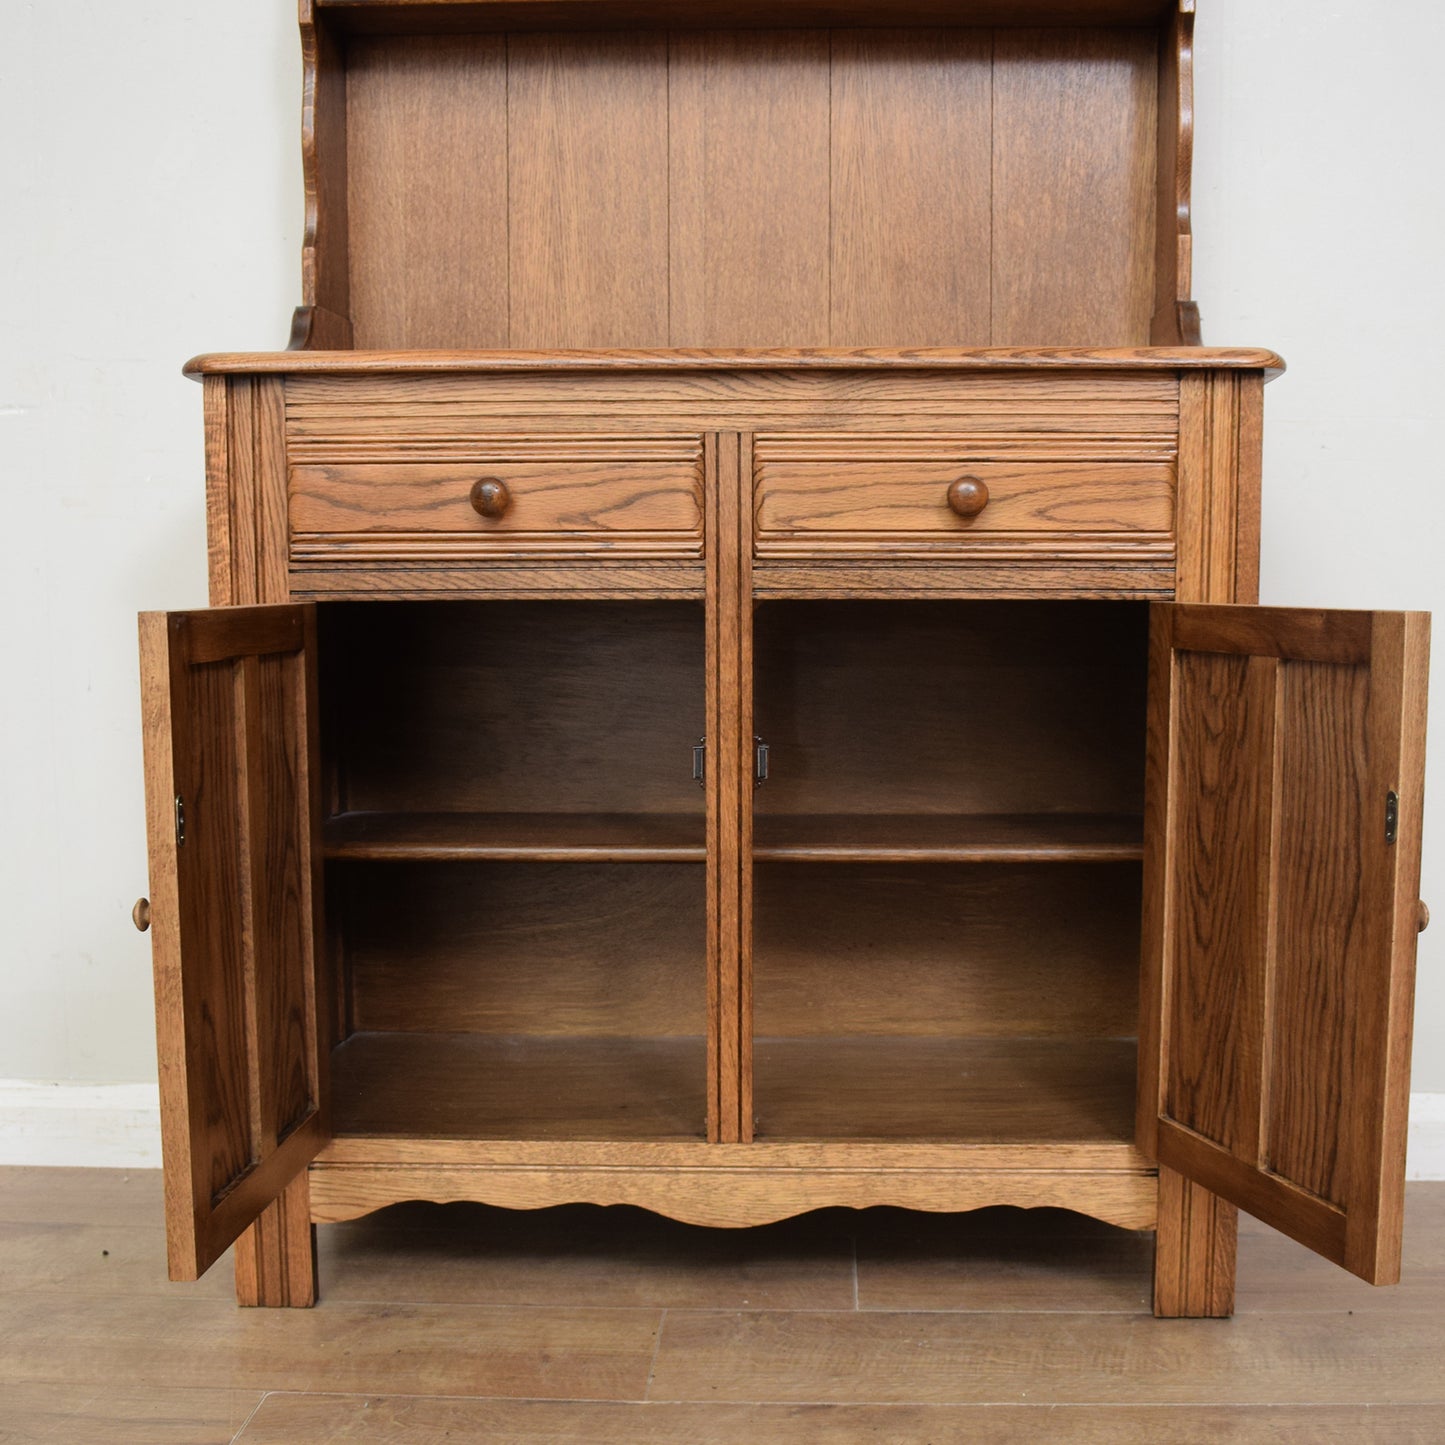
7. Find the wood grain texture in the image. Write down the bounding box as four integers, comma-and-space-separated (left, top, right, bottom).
317, 1, 1191, 31
705, 432, 753, 1143
300, 3, 351, 338
752, 600, 1148, 817
669, 31, 831, 347
1150, 1, 1193, 343
347, 36, 508, 349
753, 862, 1140, 1039
307, 1162, 1155, 1231
338, 861, 705, 1036
233, 1172, 317, 1309
318, 600, 705, 815
191, 346, 1285, 377
331, 1033, 707, 1139
992, 28, 1157, 345
323, 810, 705, 861
753, 1037, 1138, 1144
1144, 605, 1431, 1286
509, 31, 669, 347
752, 812, 1142, 862
138, 608, 328, 1283
829, 30, 992, 346
289, 439, 704, 560
1152, 1164, 1237, 1317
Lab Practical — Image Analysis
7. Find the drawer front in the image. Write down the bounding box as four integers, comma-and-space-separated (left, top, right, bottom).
288, 435, 704, 561
754, 434, 1175, 556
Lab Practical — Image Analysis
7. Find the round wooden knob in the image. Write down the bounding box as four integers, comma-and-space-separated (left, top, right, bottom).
132, 898, 151, 933
469, 478, 512, 519
1419, 901, 1430, 934
946, 476, 989, 519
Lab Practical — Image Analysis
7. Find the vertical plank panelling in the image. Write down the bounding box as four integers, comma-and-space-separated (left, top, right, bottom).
347, 36, 508, 349
992, 28, 1157, 345
1165, 650, 1276, 1158
509, 32, 670, 348
227, 380, 259, 606
670, 32, 830, 347
203, 377, 234, 607
1266, 660, 1369, 1207
829, 30, 992, 346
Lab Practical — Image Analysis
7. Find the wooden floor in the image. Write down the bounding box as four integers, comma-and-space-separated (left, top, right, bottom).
2, 1170, 1444, 1442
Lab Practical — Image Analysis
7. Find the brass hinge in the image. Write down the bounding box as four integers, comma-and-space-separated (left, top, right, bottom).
693, 738, 706, 788
175, 795, 186, 847
1386, 790, 1400, 846
755, 737, 769, 787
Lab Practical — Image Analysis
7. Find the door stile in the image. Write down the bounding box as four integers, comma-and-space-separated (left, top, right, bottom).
1348, 610, 1429, 1279
705, 431, 754, 1143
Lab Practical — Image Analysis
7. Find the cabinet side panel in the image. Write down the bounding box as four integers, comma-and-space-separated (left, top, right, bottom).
992, 28, 1157, 346
347, 36, 508, 349
829, 30, 992, 346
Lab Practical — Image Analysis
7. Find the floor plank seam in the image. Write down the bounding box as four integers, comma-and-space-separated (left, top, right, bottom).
229, 1389, 271, 1443
642, 1308, 667, 1402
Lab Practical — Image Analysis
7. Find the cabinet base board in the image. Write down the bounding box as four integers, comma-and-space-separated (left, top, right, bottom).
307, 1160, 1159, 1232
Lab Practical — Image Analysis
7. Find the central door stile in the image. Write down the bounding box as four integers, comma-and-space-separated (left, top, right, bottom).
705, 431, 755, 1144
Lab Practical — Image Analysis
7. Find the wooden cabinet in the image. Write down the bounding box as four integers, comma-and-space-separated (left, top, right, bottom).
138, 0, 1429, 1316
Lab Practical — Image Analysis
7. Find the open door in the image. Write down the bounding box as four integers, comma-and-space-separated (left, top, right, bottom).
138, 606, 328, 1281
1139, 604, 1429, 1284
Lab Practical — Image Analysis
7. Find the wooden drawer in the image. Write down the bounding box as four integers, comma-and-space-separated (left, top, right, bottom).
754, 434, 1174, 556
288, 435, 704, 561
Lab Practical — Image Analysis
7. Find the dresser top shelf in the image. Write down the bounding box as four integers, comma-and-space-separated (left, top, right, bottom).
185, 346, 1286, 379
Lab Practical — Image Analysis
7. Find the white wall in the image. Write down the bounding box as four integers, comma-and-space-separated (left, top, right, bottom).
1, 1, 1442, 1096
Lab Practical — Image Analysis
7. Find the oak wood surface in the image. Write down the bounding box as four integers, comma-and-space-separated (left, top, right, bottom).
138, 607, 329, 1282
753, 861, 1140, 1039
331, 1032, 708, 1139
189, 345, 1286, 377
1142, 604, 1431, 1286
323, 810, 706, 861
753, 1037, 1138, 1143
752, 811, 1143, 861
338, 860, 705, 1036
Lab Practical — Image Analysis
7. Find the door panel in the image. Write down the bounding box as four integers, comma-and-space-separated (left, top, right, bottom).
139, 605, 328, 1280
1139, 604, 1428, 1284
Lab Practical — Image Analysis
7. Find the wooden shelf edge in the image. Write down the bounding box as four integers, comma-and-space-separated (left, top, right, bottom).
184, 344, 1286, 380
323, 811, 707, 862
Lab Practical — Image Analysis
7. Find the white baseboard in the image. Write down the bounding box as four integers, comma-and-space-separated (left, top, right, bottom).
0, 1081, 162, 1168
2, 1081, 1445, 1179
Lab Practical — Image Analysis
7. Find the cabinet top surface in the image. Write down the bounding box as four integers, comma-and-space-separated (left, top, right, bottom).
184, 346, 1285, 380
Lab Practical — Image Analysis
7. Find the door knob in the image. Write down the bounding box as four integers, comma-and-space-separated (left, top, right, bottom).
946, 476, 989, 518
133, 898, 151, 932
469, 478, 512, 518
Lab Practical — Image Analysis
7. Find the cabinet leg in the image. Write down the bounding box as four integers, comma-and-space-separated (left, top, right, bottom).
234, 1172, 318, 1308
1153, 1166, 1237, 1318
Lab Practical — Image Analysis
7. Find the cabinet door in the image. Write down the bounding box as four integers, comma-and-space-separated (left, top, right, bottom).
139, 606, 328, 1280
1139, 604, 1429, 1284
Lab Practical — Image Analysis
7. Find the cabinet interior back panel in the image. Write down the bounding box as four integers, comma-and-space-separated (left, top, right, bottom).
344, 28, 1160, 349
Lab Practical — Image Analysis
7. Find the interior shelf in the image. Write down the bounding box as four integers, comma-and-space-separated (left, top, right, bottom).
331, 1032, 707, 1140
324, 811, 705, 862
753, 1036, 1138, 1143
752, 813, 1143, 863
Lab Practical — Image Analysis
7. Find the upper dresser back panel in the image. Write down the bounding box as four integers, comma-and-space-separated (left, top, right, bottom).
322, 11, 1182, 349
